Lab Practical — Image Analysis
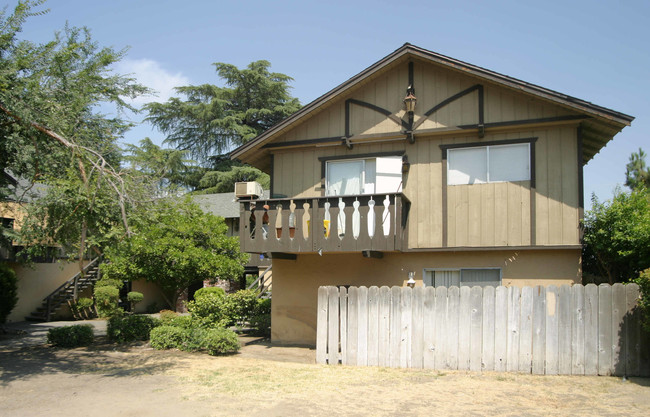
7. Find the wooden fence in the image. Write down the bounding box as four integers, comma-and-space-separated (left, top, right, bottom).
316, 284, 650, 376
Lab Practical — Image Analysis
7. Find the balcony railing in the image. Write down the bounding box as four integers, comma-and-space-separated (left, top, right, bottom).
239, 193, 409, 255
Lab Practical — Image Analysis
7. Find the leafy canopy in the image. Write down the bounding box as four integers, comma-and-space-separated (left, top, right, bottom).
625, 148, 650, 191
102, 198, 248, 307
582, 187, 650, 284
145, 60, 301, 162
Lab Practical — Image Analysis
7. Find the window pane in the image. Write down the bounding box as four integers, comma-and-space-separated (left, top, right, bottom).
327, 160, 363, 196
489, 143, 529, 182
434, 270, 460, 287
364, 159, 376, 194
460, 269, 501, 287
448, 147, 487, 185
375, 156, 403, 193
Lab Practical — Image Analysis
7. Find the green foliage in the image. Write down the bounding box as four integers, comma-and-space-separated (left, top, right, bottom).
625, 148, 650, 191
0, 264, 18, 324
94, 285, 122, 318
0, 1, 150, 259
193, 286, 226, 300
633, 269, 650, 333
187, 289, 260, 328
127, 291, 144, 311
149, 325, 187, 350
249, 298, 272, 337
47, 324, 94, 348
145, 60, 301, 162
107, 315, 159, 343
150, 325, 240, 355
158, 310, 195, 329
195, 166, 269, 194
76, 297, 94, 309
187, 292, 231, 328
102, 198, 248, 308
582, 188, 650, 284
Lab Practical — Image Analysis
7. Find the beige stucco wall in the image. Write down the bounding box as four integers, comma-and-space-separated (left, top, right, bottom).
7, 261, 87, 322
131, 280, 169, 313
271, 249, 580, 346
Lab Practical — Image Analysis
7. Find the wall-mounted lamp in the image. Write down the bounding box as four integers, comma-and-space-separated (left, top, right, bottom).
407, 271, 416, 288
403, 87, 417, 113
401, 155, 410, 174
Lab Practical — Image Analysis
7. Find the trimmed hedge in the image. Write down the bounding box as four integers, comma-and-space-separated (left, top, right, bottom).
107, 315, 159, 343
187, 289, 260, 328
150, 326, 240, 355
193, 286, 225, 300
47, 325, 94, 348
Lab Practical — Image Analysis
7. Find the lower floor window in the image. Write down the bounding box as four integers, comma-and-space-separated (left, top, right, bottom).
423, 268, 501, 288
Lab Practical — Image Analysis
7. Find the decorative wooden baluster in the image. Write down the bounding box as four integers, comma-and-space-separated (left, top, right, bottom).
249, 203, 256, 239
337, 198, 346, 239
382, 195, 391, 236
302, 202, 310, 239
324, 201, 331, 238
352, 199, 360, 239
367, 197, 376, 238
288, 200, 296, 238
275, 204, 283, 239
262, 204, 270, 240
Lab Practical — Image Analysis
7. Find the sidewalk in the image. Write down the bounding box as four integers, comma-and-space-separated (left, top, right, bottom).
1, 319, 108, 349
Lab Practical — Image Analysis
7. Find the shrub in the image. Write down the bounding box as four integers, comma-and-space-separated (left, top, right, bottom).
187, 293, 230, 328
150, 325, 239, 355
76, 297, 94, 309
634, 268, 650, 333
196, 328, 240, 355
0, 264, 18, 324
94, 285, 123, 318
158, 309, 177, 322
127, 291, 144, 311
47, 325, 94, 348
194, 286, 225, 300
226, 289, 259, 325
150, 325, 188, 350
107, 315, 159, 343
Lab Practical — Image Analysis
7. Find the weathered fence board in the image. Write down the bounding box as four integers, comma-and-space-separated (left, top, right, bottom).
318, 283, 648, 376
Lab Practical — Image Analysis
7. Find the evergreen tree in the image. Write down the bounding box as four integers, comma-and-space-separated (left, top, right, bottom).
625, 148, 650, 190
144, 60, 301, 162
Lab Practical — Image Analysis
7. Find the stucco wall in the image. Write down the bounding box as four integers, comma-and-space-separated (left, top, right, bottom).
7, 261, 87, 322
271, 249, 580, 345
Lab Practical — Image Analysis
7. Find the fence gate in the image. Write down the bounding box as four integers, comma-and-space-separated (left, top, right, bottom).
316, 284, 650, 376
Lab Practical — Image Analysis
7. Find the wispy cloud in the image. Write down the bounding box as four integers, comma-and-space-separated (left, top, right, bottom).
116, 59, 190, 105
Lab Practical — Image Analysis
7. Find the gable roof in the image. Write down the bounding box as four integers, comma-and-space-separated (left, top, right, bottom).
231, 43, 633, 168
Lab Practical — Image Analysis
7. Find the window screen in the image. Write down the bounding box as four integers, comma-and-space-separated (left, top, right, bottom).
447, 143, 530, 185
424, 268, 501, 288
326, 160, 363, 196
326, 156, 402, 196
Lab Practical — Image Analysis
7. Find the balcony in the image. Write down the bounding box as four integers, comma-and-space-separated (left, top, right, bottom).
239, 193, 409, 256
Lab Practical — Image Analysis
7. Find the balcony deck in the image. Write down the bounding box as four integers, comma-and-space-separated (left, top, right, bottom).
239, 193, 409, 256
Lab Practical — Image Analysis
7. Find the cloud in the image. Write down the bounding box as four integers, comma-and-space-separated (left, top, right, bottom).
116, 59, 190, 105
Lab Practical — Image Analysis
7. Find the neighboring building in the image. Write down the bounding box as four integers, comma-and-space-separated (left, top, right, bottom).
231, 44, 633, 345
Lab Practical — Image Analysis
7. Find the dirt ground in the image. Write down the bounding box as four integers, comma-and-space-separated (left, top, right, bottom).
1, 324, 649, 417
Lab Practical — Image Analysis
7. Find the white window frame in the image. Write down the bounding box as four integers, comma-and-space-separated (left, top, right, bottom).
325, 156, 402, 196
447, 143, 530, 185
422, 267, 502, 288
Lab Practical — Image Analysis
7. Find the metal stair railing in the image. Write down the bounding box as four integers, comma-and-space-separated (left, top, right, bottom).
247, 264, 272, 298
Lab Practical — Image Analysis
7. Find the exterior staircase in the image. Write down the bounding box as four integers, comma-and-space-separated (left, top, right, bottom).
247, 264, 272, 298
25, 257, 102, 322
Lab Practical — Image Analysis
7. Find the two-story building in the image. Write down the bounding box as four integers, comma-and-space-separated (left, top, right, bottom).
231, 43, 633, 346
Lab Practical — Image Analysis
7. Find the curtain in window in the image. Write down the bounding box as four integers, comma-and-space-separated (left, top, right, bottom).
326, 161, 363, 196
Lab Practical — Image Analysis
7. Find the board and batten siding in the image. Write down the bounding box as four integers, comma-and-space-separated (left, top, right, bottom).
271, 125, 580, 249
316, 284, 650, 377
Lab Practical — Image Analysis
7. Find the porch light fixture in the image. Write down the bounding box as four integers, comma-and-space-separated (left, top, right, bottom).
403, 86, 417, 113
407, 271, 416, 288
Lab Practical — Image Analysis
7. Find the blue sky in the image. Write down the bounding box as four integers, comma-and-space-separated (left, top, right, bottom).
19, 0, 650, 206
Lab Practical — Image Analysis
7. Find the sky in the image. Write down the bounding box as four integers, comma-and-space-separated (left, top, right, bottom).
17, 0, 650, 206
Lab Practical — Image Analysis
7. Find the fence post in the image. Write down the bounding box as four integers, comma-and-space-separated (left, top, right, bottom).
316, 286, 328, 364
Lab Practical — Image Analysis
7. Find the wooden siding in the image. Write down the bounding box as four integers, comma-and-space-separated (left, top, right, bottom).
267, 58, 582, 250
272, 58, 577, 145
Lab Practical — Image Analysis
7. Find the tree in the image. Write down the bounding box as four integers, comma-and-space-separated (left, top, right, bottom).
625, 148, 650, 190
582, 188, 650, 284
195, 165, 269, 194
101, 198, 248, 309
0, 263, 18, 326
144, 60, 301, 162
0, 1, 149, 263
